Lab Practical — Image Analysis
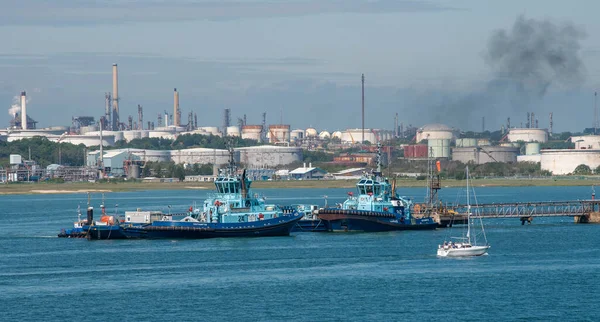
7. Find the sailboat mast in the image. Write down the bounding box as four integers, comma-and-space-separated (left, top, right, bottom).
466, 166, 471, 242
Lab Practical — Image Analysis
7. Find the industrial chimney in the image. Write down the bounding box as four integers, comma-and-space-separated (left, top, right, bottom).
173, 88, 180, 126
20, 91, 27, 130
112, 64, 119, 130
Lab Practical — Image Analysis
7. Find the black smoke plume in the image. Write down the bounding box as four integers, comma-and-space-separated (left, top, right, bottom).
430, 15, 586, 129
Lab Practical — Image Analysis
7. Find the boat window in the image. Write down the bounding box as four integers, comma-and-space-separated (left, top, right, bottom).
229, 183, 237, 193
374, 185, 381, 195
224, 183, 230, 193
358, 180, 366, 184
365, 186, 373, 194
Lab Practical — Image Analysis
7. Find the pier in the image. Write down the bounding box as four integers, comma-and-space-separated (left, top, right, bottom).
437, 200, 600, 226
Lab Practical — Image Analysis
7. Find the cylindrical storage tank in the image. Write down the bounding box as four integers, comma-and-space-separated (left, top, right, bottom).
268, 124, 290, 143
525, 142, 541, 155
456, 138, 478, 147
149, 131, 176, 140
427, 139, 450, 158
341, 129, 377, 144
477, 138, 491, 146
237, 146, 302, 167
199, 127, 220, 136
113, 131, 124, 142
318, 131, 331, 139
332, 131, 343, 139
79, 125, 98, 135
290, 129, 304, 141
305, 128, 318, 138
241, 125, 263, 141
507, 128, 548, 143
226, 126, 240, 137
128, 164, 140, 179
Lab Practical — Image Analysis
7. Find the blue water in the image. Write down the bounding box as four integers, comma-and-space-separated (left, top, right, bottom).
1, 186, 599, 321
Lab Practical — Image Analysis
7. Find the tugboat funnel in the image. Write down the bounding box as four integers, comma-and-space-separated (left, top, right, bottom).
87, 207, 94, 225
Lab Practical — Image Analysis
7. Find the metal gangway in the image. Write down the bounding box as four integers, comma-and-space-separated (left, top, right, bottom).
450, 200, 600, 222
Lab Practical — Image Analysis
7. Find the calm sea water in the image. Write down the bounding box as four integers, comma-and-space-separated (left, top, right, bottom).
1, 186, 599, 321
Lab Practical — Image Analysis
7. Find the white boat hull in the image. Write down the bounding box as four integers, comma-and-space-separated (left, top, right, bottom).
437, 245, 490, 257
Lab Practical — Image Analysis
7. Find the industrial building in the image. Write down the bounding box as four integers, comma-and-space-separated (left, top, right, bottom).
87, 150, 142, 177
289, 163, 327, 180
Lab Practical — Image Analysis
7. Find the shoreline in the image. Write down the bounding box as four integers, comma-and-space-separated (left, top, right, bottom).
0, 177, 599, 195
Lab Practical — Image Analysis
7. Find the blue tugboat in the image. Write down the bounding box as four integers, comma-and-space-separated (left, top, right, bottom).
58, 196, 127, 239
120, 147, 303, 239
317, 144, 438, 232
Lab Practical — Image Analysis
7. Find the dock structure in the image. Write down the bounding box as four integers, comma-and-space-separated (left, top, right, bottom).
438, 200, 600, 226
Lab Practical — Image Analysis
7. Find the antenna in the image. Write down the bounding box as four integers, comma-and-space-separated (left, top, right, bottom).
595, 92, 598, 135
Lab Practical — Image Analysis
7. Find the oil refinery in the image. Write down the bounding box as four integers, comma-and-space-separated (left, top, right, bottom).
3, 63, 600, 180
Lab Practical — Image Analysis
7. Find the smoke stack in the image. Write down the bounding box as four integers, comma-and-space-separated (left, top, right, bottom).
549, 112, 553, 136
112, 64, 119, 130
173, 88, 180, 126
361, 74, 365, 144
20, 91, 27, 130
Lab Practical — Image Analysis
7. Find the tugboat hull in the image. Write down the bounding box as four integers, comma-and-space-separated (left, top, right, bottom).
84, 225, 129, 240
318, 210, 437, 232
292, 219, 330, 232
122, 214, 303, 239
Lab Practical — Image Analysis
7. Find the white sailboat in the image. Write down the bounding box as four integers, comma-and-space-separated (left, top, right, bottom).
437, 166, 490, 257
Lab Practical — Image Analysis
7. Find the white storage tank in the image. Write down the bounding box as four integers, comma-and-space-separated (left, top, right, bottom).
541, 149, 600, 175
507, 128, 548, 143
237, 145, 302, 167
341, 129, 377, 144
290, 129, 304, 141
10, 154, 22, 165
525, 142, 541, 155
571, 135, 600, 149
477, 138, 491, 146
456, 138, 478, 147
268, 125, 290, 143
452, 146, 519, 164
226, 126, 240, 137
241, 125, 263, 141
79, 125, 98, 135
427, 139, 451, 158
416, 124, 456, 143
199, 127, 221, 136
318, 131, 331, 139
332, 131, 343, 139
500, 142, 521, 148
305, 128, 318, 138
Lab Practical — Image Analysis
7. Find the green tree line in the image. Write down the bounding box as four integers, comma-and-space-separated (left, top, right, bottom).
0, 137, 86, 168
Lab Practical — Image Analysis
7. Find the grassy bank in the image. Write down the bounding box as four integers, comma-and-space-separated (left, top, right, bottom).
1, 177, 599, 195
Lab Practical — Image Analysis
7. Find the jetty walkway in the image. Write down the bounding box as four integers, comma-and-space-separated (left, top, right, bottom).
437, 200, 600, 226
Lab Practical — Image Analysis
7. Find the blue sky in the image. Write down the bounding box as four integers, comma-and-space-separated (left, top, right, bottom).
1, 0, 600, 132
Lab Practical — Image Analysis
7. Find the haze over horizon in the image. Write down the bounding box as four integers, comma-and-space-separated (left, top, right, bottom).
1, 0, 600, 133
